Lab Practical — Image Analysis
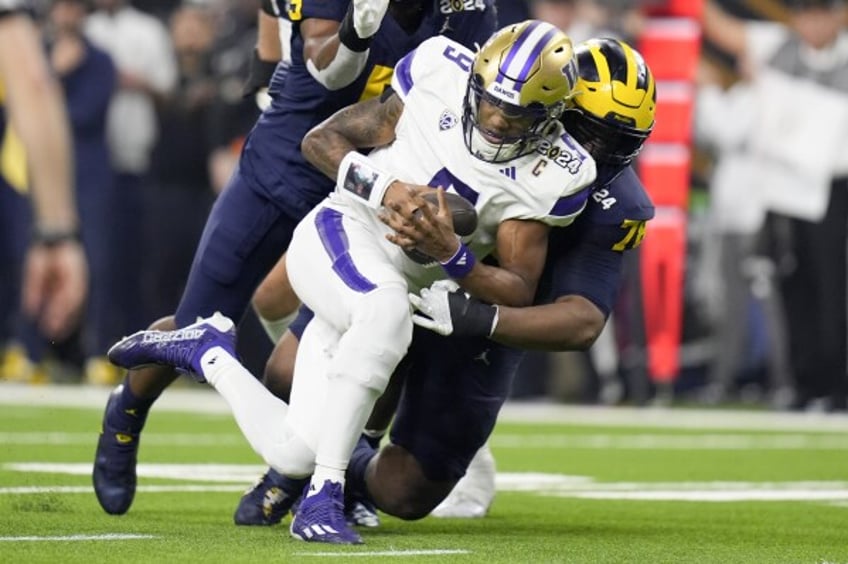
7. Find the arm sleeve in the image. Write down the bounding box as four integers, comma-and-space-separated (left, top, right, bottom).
546, 237, 624, 318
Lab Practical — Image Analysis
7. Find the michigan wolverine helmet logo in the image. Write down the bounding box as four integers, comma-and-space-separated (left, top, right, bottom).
561, 38, 655, 182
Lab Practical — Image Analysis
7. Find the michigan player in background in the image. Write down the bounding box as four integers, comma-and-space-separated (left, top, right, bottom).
0, 0, 86, 341
107, 20, 594, 545
93, 0, 497, 519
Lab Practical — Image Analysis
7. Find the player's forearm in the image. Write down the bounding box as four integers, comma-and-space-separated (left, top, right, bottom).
459, 263, 536, 308
0, 17, 77, 232
491, 295, 606, 351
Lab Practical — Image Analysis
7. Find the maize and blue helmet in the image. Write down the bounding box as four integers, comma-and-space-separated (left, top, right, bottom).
561, 38, 655, 184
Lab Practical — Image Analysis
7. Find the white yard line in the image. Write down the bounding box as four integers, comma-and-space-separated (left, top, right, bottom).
3, 431, 848, 450
0, 534, 156, 542
2, 382, 847, 432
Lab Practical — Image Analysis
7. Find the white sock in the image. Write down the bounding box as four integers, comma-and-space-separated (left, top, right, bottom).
308, 464, 346, 496
200, 348, 290, 462
258, 310, 299, 343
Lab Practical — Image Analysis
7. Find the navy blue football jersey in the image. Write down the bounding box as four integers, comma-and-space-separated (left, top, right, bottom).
239, 0, 497, 220
536, 166, 655, 315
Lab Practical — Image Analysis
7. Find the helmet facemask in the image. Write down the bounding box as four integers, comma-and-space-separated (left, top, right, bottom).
462, 74, 561, 164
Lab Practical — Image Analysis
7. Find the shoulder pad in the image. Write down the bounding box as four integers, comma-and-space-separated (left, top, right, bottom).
582, 167, 655, 226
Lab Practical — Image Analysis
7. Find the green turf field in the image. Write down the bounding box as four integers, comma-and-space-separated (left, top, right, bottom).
1, 384, 847, 563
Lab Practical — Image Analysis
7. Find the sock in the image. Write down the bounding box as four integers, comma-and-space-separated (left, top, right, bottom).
310, 463, 346, 495
345, 435, 377, 502
258, 310, 299, 344
198, 348, 293, 466
109, 380, 153, 433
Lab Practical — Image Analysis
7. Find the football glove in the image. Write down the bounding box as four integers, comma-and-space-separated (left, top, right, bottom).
409, 280, 499, 338
352, 0, 390, 39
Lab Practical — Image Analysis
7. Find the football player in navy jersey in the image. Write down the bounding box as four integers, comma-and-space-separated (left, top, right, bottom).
229, 37, 656, 523
93, 0, 497, 519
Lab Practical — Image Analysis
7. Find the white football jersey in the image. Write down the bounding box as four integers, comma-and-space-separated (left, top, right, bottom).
328, 35, 597, 292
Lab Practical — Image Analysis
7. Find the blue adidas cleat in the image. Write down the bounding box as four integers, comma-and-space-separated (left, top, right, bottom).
290, 480, 363, 545
92, 387, 142, 515
345, 494, 380, 528
234, 468, 302, 526
107, 312, 236, 382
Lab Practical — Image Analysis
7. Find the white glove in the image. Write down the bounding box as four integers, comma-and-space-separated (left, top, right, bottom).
409, 280, 498, 338
352, 0, 390, 39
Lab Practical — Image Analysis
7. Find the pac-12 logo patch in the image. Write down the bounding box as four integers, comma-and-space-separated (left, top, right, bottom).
439, 110, 458, 131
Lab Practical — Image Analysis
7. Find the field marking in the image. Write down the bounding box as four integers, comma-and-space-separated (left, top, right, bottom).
0, 534, 156, 542
0, 485, 247, 494
5, 431, 848, 450
5, 464, 848, 503
2, 382, 847, 432
293, 549, 471, 557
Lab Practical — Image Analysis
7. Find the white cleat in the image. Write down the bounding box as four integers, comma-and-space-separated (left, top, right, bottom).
431, 442, 496, 519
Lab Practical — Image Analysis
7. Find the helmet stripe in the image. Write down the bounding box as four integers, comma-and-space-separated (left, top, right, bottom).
497, 21, 541, 85
498, 21, 560, 89
516, 27, 559, 85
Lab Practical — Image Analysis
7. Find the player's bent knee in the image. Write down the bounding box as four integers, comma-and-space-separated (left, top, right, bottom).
337, 286, 413, 391
264, 432, 315, 478
368, 444, 453, 520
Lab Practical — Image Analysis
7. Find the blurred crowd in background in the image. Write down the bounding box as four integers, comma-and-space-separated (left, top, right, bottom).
1, 0, 847, 413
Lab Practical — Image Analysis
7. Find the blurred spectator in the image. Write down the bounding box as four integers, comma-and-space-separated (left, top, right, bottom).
29, 0, 117, 382
699, 0, 848, 411
529, 0, 643, 44
0, 1, 87, 380
142, 3, 217, 322
85, 0, 177, 383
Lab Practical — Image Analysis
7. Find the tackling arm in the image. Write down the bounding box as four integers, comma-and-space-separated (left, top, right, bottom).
302, 0, 390, 90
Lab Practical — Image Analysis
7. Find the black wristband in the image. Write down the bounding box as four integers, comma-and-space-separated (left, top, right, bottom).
447, 292, 498, 338
242, 49, 279, 98
32, 227, 81, 247
338, 3, 372, 52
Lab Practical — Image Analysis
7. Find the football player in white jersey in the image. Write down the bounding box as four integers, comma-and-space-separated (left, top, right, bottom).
108, 20, 594, 545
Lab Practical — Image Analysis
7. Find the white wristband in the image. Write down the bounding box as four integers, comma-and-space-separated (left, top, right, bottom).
305, 42, 369, 90
336, 151, 397, 209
